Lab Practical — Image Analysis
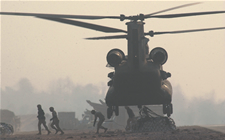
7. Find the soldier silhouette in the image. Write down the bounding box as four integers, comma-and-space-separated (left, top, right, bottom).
36, 104, 51, 135
125, 106, 136, 130
49, 107, 64, 135
91, 110, 107, 134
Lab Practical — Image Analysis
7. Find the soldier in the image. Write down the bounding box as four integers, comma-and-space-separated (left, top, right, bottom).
125, 106, 135, 130
49, 107, 64, 135
91, 110, 107, 134
36, 104, 51, 135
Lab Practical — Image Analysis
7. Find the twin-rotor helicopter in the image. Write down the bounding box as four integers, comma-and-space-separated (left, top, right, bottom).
1, 2, 225, 118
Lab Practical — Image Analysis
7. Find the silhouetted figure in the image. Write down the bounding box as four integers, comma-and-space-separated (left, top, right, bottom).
49, 107, 64, 135
142, 106, 150, 118
137, 106, 151, 129
36, 104, 51, 135
125, 106, 135, 130
91, 110, 107, 134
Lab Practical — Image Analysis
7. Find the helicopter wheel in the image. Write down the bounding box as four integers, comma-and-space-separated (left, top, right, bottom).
166, 104, 172, 117
107, 107, 113, 119
163, 104, 167, 114
170, 103, 173, 114
114, 106, 119, 116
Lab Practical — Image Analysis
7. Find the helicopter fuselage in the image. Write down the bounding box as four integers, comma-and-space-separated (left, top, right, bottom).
105, 60, 172, 106
105, 21, 172, 107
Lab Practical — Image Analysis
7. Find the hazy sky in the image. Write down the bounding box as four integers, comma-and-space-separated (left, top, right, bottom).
1, 1, 225, 103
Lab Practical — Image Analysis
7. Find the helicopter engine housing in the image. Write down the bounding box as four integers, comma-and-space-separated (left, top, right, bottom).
149, 47, 168, 65
107, 49, 125, 67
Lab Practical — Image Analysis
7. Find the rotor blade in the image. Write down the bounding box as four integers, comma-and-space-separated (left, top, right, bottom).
85, 35, 127, 40
146, 27, 225, 36
145, 2, 201, 17
36, 16, 126, 33
0, 12, 120, 20
149, 11, 225, 18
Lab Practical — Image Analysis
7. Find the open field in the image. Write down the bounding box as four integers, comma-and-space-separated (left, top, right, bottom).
1, 126, 225, 140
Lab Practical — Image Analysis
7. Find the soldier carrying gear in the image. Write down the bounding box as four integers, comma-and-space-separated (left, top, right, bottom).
125, 106, 136, 130
91, 110, 107, 134
49, 107, 64, 135
36, 104, 51, 135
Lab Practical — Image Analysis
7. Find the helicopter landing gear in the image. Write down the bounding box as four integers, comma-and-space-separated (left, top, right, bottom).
114, 106, 119, 116
107, 107, 113, 119
107, 106, 119, 119
163, 103, 173, 117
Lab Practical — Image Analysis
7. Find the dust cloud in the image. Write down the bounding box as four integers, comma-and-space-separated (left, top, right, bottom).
172, 86, 225, 126
1, 78, 106, 119
1, 78, 225, 126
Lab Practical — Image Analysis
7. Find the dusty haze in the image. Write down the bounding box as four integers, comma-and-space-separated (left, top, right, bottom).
1, 78, 225, 127
1, 1, 225, 130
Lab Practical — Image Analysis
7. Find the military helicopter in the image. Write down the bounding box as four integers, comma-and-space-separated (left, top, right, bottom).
1, 2, 225, 119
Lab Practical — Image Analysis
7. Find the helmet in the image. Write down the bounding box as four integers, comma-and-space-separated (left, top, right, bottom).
91, 110, 96, 114
49, 107, 54, 111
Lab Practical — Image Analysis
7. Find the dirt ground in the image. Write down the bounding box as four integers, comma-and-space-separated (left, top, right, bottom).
1, 126, 225, 140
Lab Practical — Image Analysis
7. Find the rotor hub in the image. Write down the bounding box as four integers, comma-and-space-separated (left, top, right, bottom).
120, 13, 145, 21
